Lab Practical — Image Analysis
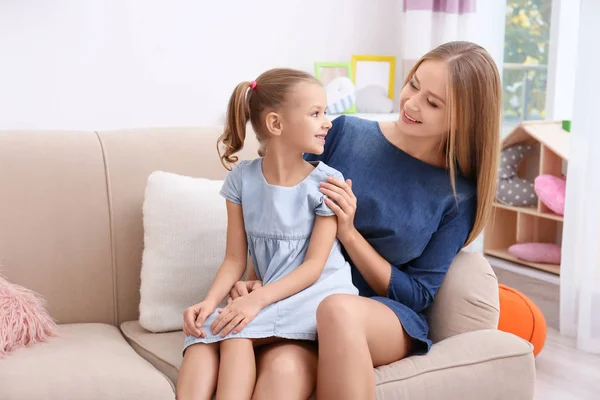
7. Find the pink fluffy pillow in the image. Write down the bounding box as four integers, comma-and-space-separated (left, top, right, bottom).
508, 243, 562, 264
534, 175, 566, 215
0, 274, 57, 357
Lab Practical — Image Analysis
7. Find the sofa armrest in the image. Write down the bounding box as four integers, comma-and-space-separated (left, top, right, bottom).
374, 329, 535, 400
427, 251, 501, 343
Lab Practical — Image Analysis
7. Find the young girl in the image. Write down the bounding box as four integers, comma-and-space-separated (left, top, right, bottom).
176, 68, 358, 400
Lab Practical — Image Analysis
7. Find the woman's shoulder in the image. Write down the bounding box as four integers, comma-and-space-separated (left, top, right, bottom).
440, 175, 477, 224
453, 174, 477, 203
410, 166, 476, 221
331, 115, 379, 135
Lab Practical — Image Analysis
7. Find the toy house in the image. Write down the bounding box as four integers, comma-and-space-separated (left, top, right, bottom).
483, 121, 570, 275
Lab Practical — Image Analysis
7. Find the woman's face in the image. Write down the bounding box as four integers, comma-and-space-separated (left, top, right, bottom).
398, 60, 449, 139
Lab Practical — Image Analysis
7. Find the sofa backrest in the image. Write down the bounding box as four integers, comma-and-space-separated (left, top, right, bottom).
1, 125, 499, 341
0, 127, 260, 326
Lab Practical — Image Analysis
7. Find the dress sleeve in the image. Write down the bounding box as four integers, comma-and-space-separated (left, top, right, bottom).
219, 163, 244, 205
386, 194, 477, 313
304, 115, 346, 164
314, 169, 345, 217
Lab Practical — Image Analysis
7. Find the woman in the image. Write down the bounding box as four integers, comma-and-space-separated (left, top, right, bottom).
222, 41, 501, 400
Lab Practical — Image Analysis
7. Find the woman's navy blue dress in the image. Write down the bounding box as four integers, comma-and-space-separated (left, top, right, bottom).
304, 115, 477, 353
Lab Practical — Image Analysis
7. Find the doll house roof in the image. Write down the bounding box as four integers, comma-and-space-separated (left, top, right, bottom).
501, 121, 570, 161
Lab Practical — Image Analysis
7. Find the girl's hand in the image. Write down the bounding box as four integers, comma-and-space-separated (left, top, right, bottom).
183, 300, 216, 338
227, 280, 263, 305
320, 177, 358, 243
211, 294, 263, 337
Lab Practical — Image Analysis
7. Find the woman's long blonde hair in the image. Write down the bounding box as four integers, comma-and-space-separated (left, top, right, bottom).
404, 41, 501, 246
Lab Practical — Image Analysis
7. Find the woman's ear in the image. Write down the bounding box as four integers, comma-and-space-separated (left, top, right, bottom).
265, 112, 283, 137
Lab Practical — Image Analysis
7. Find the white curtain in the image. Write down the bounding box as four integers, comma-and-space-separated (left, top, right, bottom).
401, 0, 477, 79
402, 1, 505, 253
560, 0, 600, 354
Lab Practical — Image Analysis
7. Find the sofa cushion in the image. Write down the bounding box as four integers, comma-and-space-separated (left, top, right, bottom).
122, 320, 534, 400
139, 171, 226, 333
96, 127, 261, 325
426, 251, 500, 343
0, 323, 175, 400
373, 329, 535, 399
121, 320, 184, 385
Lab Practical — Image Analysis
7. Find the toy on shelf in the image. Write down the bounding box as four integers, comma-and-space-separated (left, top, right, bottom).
534, 174, 566, 216
325, 77, 356, 115
484, 120, 570, 275
508, 242, 562, 264
496, 144, 538, 207
314, 61, 357, 114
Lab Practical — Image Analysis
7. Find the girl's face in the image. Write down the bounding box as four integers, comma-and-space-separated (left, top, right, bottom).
399, 60, 449, 139
279, 82, 332, 155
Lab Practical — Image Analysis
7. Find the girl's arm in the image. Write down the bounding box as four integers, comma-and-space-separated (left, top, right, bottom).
224, 255, 261, 306
202, 201, 249, 308
246, 256, 258, 281
251, 215, 337, 308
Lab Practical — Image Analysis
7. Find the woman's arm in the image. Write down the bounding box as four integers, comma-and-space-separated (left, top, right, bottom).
321, 177, 392, 296
202, 201, 248, 308
322, 177, 476, 313
384, 200, 476, 312
338, 229, 392, 296
251, 215, 337, 308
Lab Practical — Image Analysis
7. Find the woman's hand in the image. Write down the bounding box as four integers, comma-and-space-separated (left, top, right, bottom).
226, 280, 263, 305
211, 294, 263, 337
320, 177, 358, 243
183, 300, 216, 338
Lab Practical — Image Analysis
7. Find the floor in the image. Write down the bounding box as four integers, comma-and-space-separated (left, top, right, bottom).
486, 256, 600, 399
535, 328, 600, 399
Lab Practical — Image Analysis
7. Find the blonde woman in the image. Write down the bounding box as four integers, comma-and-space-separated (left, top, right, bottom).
227, 41, 502, 400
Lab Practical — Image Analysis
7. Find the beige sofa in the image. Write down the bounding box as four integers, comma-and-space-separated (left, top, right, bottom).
0, 125, 536, 399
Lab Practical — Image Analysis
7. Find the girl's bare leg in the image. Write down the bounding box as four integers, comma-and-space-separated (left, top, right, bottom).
315, 294, 413, 400
176, 343, 219, 400
216, 338, 256, 400
252, 341, 318, 400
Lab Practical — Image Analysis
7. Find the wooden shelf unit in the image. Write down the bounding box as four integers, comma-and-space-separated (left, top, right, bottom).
483, 121, 569, 275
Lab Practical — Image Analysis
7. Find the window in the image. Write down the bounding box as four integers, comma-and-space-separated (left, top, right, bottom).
503, 0, 553, 135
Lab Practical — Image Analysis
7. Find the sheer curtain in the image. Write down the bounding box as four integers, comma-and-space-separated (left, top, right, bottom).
560, 0, 600, 354
401, 0, 477, 78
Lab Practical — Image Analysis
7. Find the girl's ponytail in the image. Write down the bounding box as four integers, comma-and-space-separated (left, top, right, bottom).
217, 69, 320, 169
218, 81, 252, 170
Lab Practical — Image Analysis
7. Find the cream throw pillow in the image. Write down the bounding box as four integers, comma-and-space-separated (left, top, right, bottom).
139, 171, 226, 333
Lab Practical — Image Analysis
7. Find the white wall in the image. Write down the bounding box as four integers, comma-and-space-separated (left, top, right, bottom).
0, 0, 399, 130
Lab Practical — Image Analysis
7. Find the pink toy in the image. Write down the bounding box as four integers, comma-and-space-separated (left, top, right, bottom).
508, 243, 562, 264
0, 275, 57, 357
534, 174, 566, 215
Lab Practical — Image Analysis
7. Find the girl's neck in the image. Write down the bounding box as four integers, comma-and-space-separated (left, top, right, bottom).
385, 121, 446, 168
261, 150, 314, 187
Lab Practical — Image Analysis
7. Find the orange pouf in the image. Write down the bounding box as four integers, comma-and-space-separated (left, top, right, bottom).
497, 284, 547, 356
